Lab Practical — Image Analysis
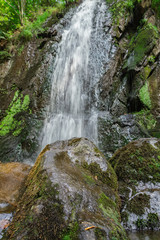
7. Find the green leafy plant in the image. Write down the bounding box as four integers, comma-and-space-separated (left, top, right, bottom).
0, 90, 30, 136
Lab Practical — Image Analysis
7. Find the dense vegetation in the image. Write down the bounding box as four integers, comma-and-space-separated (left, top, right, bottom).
152, 0, 160, 16
0, 0, 78, 40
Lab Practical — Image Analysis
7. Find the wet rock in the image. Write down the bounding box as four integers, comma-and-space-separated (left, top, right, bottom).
0, 162, 31, 206
0, 162, 31, 238
109, 138, 160, 231
149, 65, 160, 117
3, 138, 128, 240
98, 112, 148, 159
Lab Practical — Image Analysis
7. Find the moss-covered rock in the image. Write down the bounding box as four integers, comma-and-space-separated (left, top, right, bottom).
123, 23, 158, 71
3, 138, 128, 240
109, 138, 160, 230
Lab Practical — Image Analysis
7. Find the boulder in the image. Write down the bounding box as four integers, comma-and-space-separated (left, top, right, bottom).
0, 162, 31, 238
109, 138, 160, 230
0, 162, 31, 206
3, 138, 128, 240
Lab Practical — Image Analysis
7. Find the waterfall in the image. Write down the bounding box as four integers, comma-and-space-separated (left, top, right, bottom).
41, 0, 114, 149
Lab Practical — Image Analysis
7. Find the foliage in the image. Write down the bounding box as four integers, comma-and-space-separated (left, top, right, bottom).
0, 0, 77, 40
0, 90, 30, 137
106, 0, 140, 25
19, 7, 57, 40
152, 0, 160, 16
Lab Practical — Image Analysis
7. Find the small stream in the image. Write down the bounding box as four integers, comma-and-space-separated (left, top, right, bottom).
128, 231, 160, 240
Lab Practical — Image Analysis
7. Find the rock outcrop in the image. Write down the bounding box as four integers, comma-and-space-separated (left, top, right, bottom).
109, 138, 160, 231
3, 138, 128, 240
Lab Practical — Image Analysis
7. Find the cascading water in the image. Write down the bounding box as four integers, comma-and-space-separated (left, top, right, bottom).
41, 0, 115, 149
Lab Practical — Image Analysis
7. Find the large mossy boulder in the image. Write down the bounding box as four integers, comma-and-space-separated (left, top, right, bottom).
109, 138, 160, 231
3, 138, 128, 240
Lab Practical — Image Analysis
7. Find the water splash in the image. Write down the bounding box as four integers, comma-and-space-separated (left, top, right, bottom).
41, 0, 114, 148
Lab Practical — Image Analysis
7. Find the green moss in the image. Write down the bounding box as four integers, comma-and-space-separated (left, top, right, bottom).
136, 213, 160, 230
134, 110, 156, 130
106, 0, 137, 26
62, 222, 80, 240
126, 193, 150, 215
94, 147, 102, 157
144, 66, 151, 79
82, 161, 118, 190
139, 82, 152, 109
123, 23, 158, 70
82, 173, 95, 185
0, 90, 30, 136
97, 194, 128, 239
98, 193, 128, 239
147, 213, 160, 230
121, 211, 129, 224
98, 193, 117, 211
110, 140, 160, 183
136, 218, 147, 230
95, 228, 107, 240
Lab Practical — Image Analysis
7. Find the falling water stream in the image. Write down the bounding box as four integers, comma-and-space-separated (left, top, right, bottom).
41, 0, 114, 148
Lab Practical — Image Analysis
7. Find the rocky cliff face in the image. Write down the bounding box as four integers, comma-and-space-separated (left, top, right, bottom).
0, 0, 160, 166
98, 0, 160, 157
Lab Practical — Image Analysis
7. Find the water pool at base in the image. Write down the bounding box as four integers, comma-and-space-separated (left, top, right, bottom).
128, 231, 160, 240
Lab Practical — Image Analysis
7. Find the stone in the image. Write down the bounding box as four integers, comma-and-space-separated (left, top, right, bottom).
0, 162, 31, 238
0, 162, 31, 206
3, 138, 128, 240
109, 138, 160, 231
98, 112, 148, 159
149, 65, 160, 117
